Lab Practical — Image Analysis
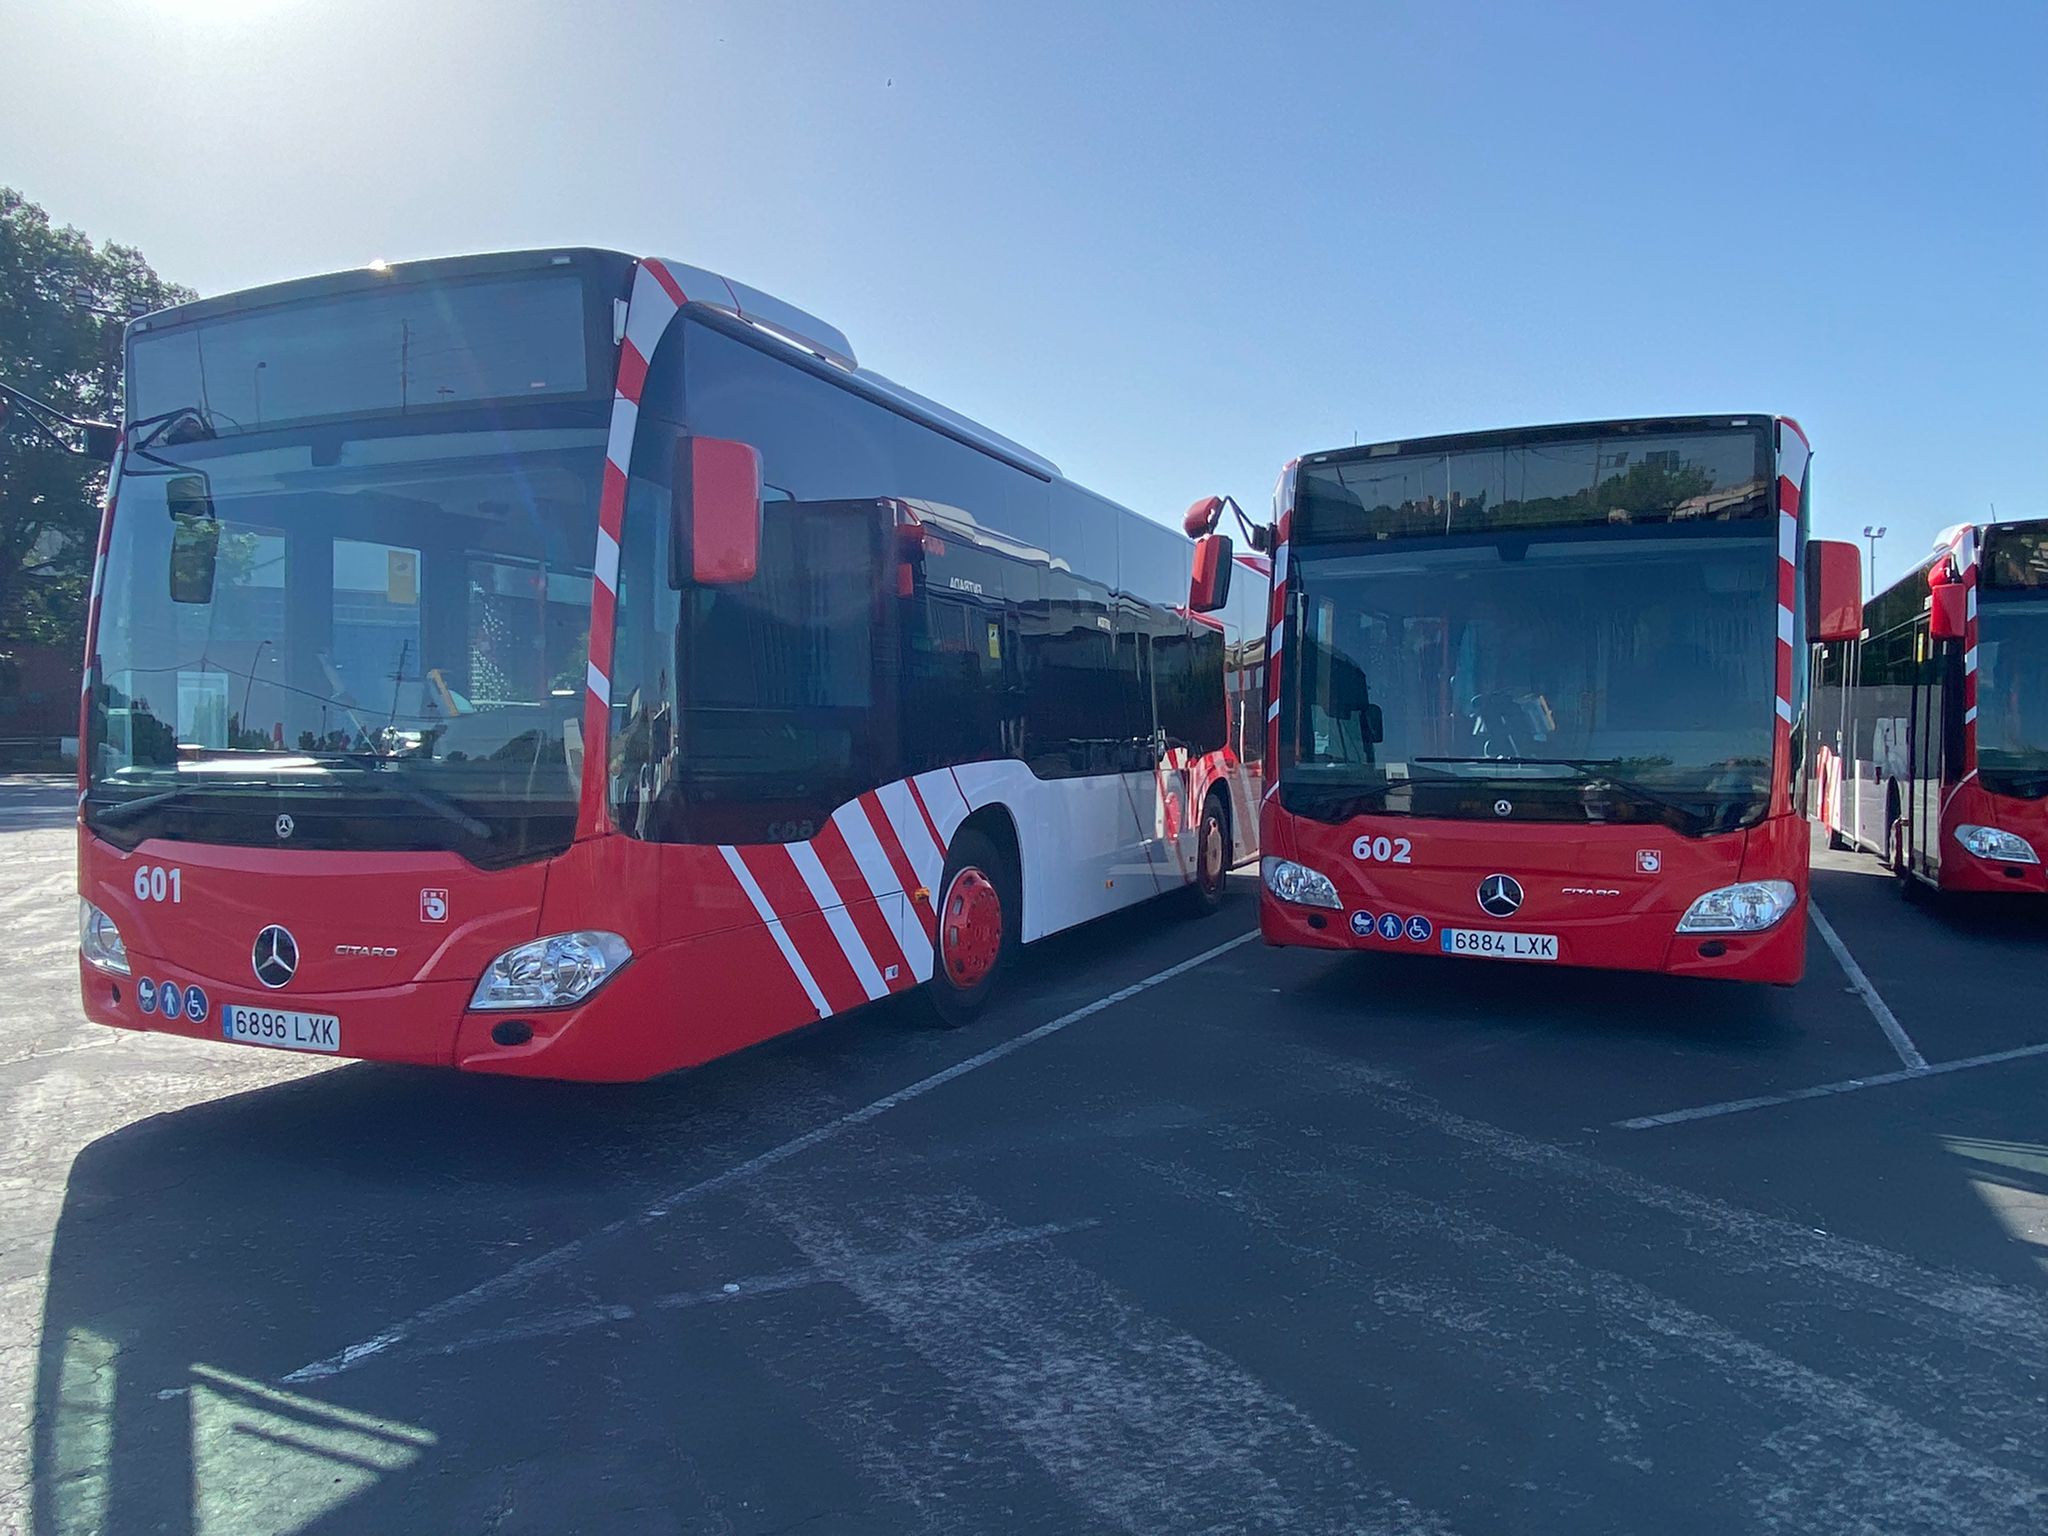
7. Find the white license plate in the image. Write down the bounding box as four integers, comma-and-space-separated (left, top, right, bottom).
221, 1004, 340, 1052
1439, 928, 1560, 961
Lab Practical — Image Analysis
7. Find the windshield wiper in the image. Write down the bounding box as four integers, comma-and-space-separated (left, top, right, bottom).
330, 759, 493, 840
1413, 756, 1715, 820
86, 787, 188, 826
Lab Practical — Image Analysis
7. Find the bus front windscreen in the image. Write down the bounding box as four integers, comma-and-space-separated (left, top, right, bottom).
1976, 597, 2048, 796
86, 421, 606, 865
1281, 534, 1779, 833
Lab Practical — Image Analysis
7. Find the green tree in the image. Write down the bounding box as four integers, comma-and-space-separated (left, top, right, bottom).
0, 188, 194, 650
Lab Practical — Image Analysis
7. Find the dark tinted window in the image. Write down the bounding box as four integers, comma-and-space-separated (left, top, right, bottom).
609, 315, 1217, 838
1298, 429, 1771, 542
130, 274, 593, 434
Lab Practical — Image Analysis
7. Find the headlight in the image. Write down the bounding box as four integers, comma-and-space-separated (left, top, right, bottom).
1261, 856, 1342, 910
1955, 824, 2039, 864
79, 899, 130, 975
1676, 880, 1796, 934
470, 931, 632, 1011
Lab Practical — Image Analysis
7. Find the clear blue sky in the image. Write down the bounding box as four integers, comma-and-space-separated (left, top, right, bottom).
7, 0, 2043, 587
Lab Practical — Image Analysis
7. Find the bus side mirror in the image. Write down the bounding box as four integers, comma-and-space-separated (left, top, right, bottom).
671, 436, 763, 587
1807, 539, 1861, 642
166, 474, 219, 605
1929, 583, 1965, 642
1188, 533, 1233, 613
1182, 495, 1225, 538
81, 421, 120, 462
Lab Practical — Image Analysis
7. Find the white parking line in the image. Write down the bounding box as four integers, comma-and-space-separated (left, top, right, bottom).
284, 929, 1259, 1383
1810, 903, 1927, 1072
1617, 1040, 2048, 1131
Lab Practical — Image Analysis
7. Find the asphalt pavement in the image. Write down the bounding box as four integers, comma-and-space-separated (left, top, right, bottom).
5, 774, 2047, 1535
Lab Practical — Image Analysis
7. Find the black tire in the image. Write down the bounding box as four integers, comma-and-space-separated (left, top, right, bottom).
1186, 790, 1230, 916
925, 827, 1015, 1028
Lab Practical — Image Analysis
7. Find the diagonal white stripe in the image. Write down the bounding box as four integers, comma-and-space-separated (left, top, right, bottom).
835, 804, 933, 982
586, 662, 610, 707
594, 528, 620, 595
787, 842, 888, 1001
876, 780, 946, 893
719, 847, 829, 1018
917, 769, 974, 840
606, 394, 639, 472
1779, 509, 1798, 565
623, 268, 680, 359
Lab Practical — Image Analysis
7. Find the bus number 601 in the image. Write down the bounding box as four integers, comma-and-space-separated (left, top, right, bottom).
1351, 835, 1413, 865
132, 864, 183, 903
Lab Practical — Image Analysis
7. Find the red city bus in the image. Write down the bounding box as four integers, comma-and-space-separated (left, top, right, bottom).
76, 249, 1263, 1080
1190, 417, 1861, 985
1812, 518, 2048, 896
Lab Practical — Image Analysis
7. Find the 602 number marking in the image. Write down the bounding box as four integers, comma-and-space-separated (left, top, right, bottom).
1350, 835, 1413, 865
132, 864, 183, 903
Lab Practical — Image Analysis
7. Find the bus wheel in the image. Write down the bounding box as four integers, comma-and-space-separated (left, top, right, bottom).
927, 828, 1012, 1027
1187, 791, 1230, 916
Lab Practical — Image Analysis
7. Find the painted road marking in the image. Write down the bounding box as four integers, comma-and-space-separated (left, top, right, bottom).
285, 929, 1261, 1383
1616, 1040, 2048, 1131
1810, 902, 1927, 1072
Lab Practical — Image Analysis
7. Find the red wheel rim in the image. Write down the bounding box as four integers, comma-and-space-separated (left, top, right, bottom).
940, 866, 1003, 989
1199, 813, 1226, 893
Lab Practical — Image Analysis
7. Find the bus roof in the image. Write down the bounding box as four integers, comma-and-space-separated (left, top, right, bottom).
127, 246, 1065, 481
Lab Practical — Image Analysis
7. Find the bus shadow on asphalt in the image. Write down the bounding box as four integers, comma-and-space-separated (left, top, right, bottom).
25, 883, 1252, 1534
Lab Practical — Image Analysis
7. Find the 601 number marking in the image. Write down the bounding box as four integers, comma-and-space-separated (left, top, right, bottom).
1350, 835, 1413, 865
132, 864, 183, 903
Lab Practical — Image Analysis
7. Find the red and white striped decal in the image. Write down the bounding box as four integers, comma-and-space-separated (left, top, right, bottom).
1263, 461, 1298, 801
1953, 524, 1980, 764
1771, 419, 1808, 815
715, 769, 976, 1017
578, 258, 693, 837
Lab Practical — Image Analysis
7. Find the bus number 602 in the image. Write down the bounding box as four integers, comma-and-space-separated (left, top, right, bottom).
1351, 835, 1412, 865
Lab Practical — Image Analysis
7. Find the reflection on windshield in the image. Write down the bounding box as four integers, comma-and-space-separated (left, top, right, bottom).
1978, 601, 2048, 786
1283, 535, 1778, 831
87, 427, 604, 859
1297, 429, 1770, 541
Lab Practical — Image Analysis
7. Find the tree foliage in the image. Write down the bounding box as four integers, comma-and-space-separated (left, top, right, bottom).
0, 188, 195, 649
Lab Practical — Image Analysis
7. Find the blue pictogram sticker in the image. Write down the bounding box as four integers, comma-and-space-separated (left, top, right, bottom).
158, 980, 184, 1019
1376, 912, 1404, 941
135, 977, 156, 1012
184, 984, 209, 1024
1349, 909, 1375, 936
1405, 914, 1433, 942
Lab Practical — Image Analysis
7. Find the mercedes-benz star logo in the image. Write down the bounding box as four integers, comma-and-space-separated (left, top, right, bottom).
1493, 798, 1513, 818
1477, 874, 1524, 919
252, 925, 299, 989
275, 813, 295, 840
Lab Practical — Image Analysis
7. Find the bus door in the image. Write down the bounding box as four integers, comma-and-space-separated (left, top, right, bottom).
1906, 625, 1946, 880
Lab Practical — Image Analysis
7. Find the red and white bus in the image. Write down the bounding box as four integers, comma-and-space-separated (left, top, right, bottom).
75, 249, 1262, 1080
1813, 518, 2048, 896
1193, 416, 1861, 985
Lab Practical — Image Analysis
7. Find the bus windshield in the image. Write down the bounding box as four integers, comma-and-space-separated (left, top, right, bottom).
1977, 596, 2048, 794
85, 420, 605, 865
1282, 533, 1778, 832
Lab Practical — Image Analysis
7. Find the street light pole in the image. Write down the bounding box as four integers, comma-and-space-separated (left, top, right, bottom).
1861, 525, 1887, 598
